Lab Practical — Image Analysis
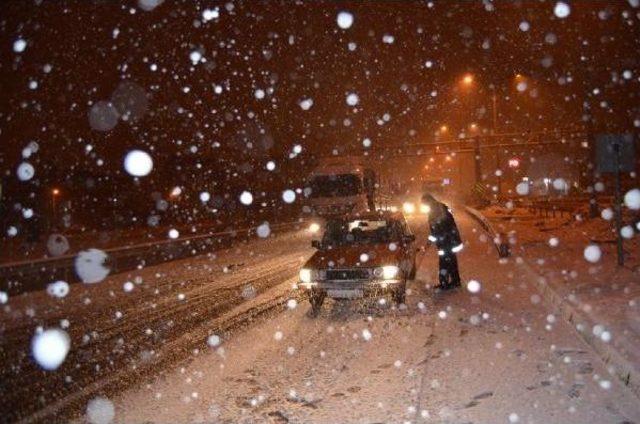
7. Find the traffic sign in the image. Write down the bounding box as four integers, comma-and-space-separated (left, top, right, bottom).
595, 134, 635, 173
594, 133, 636, 266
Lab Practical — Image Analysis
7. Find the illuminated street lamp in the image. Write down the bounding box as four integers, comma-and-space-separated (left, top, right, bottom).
461, 73, 474, 86
436, 124, 449, 140
514, 73, 529, 93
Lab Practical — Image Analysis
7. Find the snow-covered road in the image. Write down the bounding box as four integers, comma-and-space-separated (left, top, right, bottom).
112, 213, 640, 424
2, 225, 313, 422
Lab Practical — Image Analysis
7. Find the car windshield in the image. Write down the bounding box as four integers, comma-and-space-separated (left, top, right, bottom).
322, 218, 399, 245
307, 174, 362, 198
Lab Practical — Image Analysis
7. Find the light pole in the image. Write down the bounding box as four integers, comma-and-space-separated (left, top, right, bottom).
458, 73, 528, 134
436, 124, 449, 141
51, 188, 60, 229
491, 91, 498, 134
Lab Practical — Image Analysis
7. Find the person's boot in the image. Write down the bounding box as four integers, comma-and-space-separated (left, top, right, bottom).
437, 271, 451, 290
438, 277, 454, 291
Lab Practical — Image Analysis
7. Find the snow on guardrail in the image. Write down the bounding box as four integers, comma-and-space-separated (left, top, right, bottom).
464, 205, 510, 258
0, 219, 308, 295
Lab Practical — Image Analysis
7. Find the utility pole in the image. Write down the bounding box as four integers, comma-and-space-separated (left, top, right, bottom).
587, 121, 599, 218
595, 133, 633, 267
491, 92, 498, 134
613, 142, 624, 266
474, 136, 482, 185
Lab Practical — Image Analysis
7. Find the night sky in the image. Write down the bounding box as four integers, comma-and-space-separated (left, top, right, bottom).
1, 0, 639, 227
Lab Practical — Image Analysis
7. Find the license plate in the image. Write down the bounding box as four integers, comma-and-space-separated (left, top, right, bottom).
327, 289, 364, 299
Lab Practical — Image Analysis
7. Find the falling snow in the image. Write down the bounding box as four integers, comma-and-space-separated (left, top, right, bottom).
31, 328, 70, 371
336, 11, 354, 29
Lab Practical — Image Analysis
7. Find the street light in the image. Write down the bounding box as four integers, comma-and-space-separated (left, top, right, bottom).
491, 90, 498, 134
458, 73, 497, 133
436, 124, 449, 141
51, 188, 60, 228
457, 73, 528, 134
514, 73, 528, 93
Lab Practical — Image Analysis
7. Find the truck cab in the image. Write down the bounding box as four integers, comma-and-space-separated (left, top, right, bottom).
304, 157, 376, 218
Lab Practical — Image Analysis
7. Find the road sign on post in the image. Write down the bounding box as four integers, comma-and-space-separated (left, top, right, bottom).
596, 134, 635, 173
595, 134, 636, 267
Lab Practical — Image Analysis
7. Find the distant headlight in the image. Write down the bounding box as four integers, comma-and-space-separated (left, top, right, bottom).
382, 265, 400, 279
402, 202, 415, 214
420, 204, 430, 214
299, 268, 313, 284
308, 223, 321, 233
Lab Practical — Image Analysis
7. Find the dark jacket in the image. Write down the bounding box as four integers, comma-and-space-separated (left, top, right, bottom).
428, 203, 462, 251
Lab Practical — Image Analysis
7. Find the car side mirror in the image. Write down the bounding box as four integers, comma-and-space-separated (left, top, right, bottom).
311, 240, 322, 249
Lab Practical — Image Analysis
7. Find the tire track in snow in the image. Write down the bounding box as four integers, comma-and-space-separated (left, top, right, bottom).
2, 230, 313, 423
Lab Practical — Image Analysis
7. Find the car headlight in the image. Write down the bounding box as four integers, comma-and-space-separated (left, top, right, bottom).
308, 222, 321, 233
402, 202, 415, 214
299, 268, 313, 284
420, 204, 430, 214
382, 265, 399, 279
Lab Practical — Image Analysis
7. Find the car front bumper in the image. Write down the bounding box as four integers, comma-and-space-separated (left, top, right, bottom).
297, 279, 404, 297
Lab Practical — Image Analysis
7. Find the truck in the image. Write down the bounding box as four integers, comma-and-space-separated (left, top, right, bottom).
304, 157, 381, 218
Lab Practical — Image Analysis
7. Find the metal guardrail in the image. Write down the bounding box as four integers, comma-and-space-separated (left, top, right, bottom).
494, 196, 614, 218
0, 220, 307, 295
464, 206, 510, 258
526, 199, 582, 218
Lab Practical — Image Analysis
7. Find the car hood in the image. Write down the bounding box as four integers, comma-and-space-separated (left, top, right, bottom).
305, 243, 403, 269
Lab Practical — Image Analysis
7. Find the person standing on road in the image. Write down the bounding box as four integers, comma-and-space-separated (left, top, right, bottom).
422, 193, 463, 290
